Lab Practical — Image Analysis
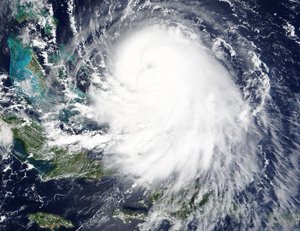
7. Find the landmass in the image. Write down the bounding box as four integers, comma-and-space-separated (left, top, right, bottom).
113, 209, 146, 224
28, 212, 73, 231
1, 113, 103, 181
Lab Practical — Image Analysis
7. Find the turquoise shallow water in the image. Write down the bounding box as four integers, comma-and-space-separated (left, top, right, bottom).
7, 37, 44, 98
8, 37, 32, 81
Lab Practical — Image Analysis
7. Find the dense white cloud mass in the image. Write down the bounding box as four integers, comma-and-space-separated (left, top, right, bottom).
90, 24, 255, 191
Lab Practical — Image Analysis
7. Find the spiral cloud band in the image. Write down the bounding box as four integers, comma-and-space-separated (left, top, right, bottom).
91, 24, 254, 190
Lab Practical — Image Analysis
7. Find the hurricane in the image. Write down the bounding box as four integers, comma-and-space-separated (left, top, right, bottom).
91, 22, 256, 193
0, 0, 299, 230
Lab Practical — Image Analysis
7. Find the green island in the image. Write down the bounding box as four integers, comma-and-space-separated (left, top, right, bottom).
113, 190, 215, 223
113, 209, 146, 224
1, 113, 104, 181
42, 148, 103, 180
12, 121, 46, 160
28, 212, 73, 231
173, 191, 214, 219
27, 54, 45, 78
